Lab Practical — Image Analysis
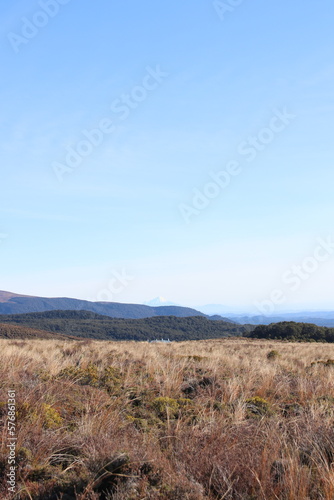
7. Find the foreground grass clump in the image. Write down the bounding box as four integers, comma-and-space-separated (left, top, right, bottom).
267, 349, 280, 360
1, 338, 334, 499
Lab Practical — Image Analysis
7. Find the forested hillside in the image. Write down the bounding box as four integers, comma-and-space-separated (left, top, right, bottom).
0, 310, 251, 341
0, 322, 75, 340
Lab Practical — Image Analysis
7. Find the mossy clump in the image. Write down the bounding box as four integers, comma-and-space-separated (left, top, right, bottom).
56, 364, 122, 392
126, 415, 149, 431
57, 364, 99, 386
246, 396, 272, 417
78, 363, 99, 386
100, 366, 122, 393
177, 398, 193, 407
152, 397, 180, 419
127, 404, 164, 428
42, 404, 63, 429
17, 402, 63, 429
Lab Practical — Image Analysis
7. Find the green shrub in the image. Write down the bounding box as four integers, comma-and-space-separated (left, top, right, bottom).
42, 404, 63, 429
56, 364, 122, 392
100, 366, 122, 392
152, 397, 179, 419
19, 403, 63, 429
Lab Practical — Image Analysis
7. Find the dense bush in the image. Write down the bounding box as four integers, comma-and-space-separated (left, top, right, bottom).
250, 321, 334, 342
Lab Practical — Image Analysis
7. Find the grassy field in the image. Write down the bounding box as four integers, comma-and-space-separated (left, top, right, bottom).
0, 338, 334, 499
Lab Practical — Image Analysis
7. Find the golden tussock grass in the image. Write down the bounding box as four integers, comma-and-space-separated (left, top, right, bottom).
0, 337, 334, 499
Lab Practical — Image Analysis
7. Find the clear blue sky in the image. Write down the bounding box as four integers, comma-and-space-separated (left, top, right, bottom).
1, 0, 334, 312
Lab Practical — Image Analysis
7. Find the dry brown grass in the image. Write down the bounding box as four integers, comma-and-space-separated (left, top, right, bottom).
0, 338, 334, 499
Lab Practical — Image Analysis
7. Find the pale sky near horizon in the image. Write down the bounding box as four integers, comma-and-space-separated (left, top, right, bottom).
1, 0, 334, 312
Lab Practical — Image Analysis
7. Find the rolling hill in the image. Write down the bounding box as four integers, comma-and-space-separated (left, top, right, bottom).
0, 290, 231, 320
0, 310, 252, 341
0, 322, 77, 340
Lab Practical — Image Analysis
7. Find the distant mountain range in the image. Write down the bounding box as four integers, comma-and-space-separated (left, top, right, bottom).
196, 304, 241, 315
143, 296, 178, 307
195, 302, 334, 327
1, 291, 334, 327
229, 313, 334, 328
0, 291, 232, 322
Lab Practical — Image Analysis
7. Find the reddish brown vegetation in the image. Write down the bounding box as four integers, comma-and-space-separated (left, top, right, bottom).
0, 338, 333, 499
